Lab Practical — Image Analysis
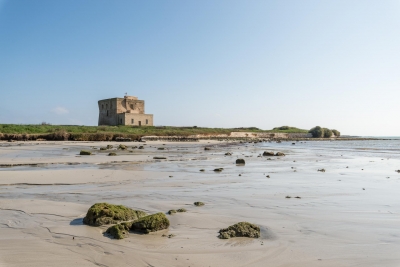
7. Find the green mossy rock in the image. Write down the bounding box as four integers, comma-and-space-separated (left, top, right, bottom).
214, 168, 223, 172
80, 150, 92, 155
106, 145, 113, 149
83, 203, 147, 226
138, 146, 144, 149
218, 222, 260, 239
167, 209, 177, 215
100, 147, 107, 150
108, 152, 117, 156
275, 152, 285, 156
157, 147, 165, 150
131, 212, 170, 234
118, 144, 127, 150
194, 202, 204, 206
177, 208, 187, 213
105, 222, 131, 239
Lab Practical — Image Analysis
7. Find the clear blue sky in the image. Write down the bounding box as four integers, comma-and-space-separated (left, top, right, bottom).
1, 0, 399, 136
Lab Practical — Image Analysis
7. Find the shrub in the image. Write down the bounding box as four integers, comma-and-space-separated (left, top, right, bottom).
332, 129, 340, 137
323, 128, 332, 138
309, 126, 324, 138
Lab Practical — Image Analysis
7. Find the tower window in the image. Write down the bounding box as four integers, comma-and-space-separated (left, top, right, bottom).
102, 104, 104, 109
107, 110, 108, 116
131, 119, 134, 124
146, 119, 148, 125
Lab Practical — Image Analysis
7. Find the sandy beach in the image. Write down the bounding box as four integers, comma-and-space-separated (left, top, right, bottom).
1, 140, 400, 266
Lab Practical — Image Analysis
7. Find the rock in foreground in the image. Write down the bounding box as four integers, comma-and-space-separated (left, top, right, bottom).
131, 212, 170, 234
80, 150, 91, 155
83, 203, 147, 226
105, 222, 132, 239
218, 222, 260, 239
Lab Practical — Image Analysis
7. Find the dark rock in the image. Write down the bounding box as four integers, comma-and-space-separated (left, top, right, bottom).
80, 150, 91, 155
194, 202, 204, 206
236, 159, 245, 165
275, 152, 285, 156
263, 151, 274, 156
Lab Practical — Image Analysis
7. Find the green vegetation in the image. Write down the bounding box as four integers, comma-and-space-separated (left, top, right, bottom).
218, 222, 260, 239
309, 126, 340, 138
83, 203, 147, 226
0, 124, 309, 141
131, 213, 170, 234
332, 129, 340, 137
272, 126, 309, 133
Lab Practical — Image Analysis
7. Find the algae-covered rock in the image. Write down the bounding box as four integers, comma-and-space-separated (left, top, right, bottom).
118, 144, 127, 150
199, 169, 205, 172
236, 159, 245, 165
167, 209, 177, 215
204, 147, 211, 151
100, 147, 107, 150
80, 150, 92, 155
225, 152, 232, 156
214, 168, 223, 172
218, 222, 260, 239
177, 208, 187, 213
138, 146, 144, 149
106, 145, 113, 149
275, 152, 285, 156
108, 152, 117, 156
83, 203, 147, 226
194, 202, 204, 206
105, 222, 132, 239
263, 151, 274, 156
131, 212, 170, 234
157, 147, 165, 150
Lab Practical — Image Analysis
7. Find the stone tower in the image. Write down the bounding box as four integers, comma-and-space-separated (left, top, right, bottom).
98, 96, 153, 126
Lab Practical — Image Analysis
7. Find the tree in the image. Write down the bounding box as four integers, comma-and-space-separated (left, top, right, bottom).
323, 128, 332, 138
309, 126, 324, 138
332, 129, 340, 137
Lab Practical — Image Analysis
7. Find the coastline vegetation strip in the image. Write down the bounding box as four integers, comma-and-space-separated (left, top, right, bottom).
0, 124, 308, 141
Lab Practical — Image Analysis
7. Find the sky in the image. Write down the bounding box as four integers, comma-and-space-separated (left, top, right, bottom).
1, 0, 399, 136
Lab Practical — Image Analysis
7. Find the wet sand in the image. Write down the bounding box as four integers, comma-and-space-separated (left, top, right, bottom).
0, 140, 400, 266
